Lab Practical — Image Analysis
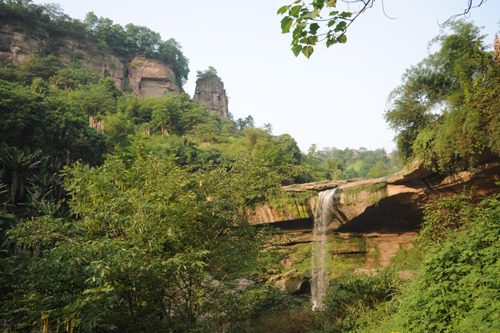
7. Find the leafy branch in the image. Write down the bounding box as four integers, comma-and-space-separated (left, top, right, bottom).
278, 0, 373, 58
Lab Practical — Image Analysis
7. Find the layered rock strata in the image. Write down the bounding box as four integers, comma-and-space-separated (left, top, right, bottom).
247, 159, 500, 233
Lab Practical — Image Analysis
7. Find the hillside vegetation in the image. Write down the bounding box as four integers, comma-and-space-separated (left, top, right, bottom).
0, 1, 499, 331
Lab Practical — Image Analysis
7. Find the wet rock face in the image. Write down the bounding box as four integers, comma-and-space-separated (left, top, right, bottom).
194, 75, 229, 119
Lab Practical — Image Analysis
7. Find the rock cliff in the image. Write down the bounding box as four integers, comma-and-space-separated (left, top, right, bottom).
0, 24, 181, 97
194, 75, 229, 119
254, 159, 499, 277
128, 57, 180, 97
247, 159, 500, 233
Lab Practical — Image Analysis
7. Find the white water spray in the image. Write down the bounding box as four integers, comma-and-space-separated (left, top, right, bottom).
311, 188, 338, 310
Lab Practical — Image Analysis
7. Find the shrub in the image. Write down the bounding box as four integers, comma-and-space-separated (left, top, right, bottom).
399, 193, 500, 332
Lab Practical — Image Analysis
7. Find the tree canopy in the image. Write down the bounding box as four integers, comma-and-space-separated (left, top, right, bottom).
385, 20, 499, 171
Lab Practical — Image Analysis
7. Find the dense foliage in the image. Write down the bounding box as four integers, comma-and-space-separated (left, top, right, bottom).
385, 21, 500, 172
0, 0, 189, 86
2, 143, 294, 331
2, 3, 498, 331
357, 191, 500, 333
398, 192, 500, 332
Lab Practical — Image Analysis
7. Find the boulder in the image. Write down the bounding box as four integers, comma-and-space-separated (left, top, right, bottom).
267, 269, 312, 295
285, 276, 310, 295
234, 278, 256, 293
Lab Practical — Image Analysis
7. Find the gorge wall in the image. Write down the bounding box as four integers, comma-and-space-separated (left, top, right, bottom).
0, 24, 181, 97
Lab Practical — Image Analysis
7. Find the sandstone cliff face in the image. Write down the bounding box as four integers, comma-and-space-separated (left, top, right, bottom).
254, 160, 499, 276
247, 159, 500, 233
194, 75, 229, 119
0, 25, 45, 63
0, 24, 181, 97
128, 57, 180, 97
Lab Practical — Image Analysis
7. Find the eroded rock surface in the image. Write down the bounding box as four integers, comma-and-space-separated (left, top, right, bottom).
248, 159, 500, 234
128, 57, 180, 97
0, 24, 181, 97
0, 25, 47, 63
194, 75, 229, 119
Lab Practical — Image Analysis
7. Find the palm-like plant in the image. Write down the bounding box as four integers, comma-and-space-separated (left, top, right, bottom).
0, 147, 44, 205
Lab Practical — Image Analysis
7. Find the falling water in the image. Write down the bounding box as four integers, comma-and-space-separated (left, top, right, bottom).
311, 187, 338, 310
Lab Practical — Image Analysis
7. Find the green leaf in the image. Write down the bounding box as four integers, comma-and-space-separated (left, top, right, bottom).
326, 37, 337, 47
334, 21, 347, 32
327, 0, 337, 6
310, 23, 320, 35
292, 45, 303, 57
302, 46, 314, 58
303, 9, 320, 19
327, 18, 337, 27
338, 34, 347, 43
290, 5, 302, 17
281, 17, 293, 33
277, 5, 289, 15
312, 0, 325, 10
307, 36, 319, 45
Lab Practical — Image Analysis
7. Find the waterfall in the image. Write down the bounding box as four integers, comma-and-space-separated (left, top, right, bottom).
311, 187, 338, 310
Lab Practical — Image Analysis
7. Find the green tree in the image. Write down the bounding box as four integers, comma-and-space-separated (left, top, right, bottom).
22, 54, 63, 81
196, 66, 218, 79
158, 38, 190, 87
67, 82, 116, 117
149, 94, 182, 136
237, 115, 255, 131
54, 65, 100, 90
0, 147, 43, 205
103, 112, 133, 146
3, 141, 283, 331
385, 21, 496, 165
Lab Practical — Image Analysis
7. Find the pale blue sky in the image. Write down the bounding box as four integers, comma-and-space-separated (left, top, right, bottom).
32, 0, 500, 152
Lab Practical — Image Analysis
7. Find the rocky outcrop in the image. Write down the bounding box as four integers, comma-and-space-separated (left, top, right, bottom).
247, 159, 500, 233
194, 75, 229, 119
0, 25, 44, 63
267, 269, 311, 294
128, 57, 180, 97
0, 24, 181, 97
